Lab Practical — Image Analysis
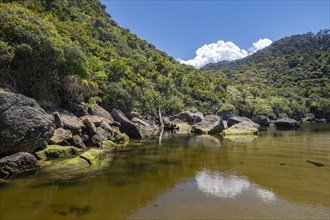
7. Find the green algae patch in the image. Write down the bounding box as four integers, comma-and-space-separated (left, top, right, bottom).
35, 145, 83, 160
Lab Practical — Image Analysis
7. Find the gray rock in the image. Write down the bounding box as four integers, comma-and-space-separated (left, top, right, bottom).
100, 121, 112, 133
274, 118, 301, 128
70, 135, 86, 149
88, 127, 112, 146
80, 115, 111, 126
252, 114, 271, 126
192, 115, 227, 134
0, 152, 39, 178
59, 111, 85, 135
128, 110, 141, 119
88, 105, 114, 122
52, 112, 63, 128
162, 116, 177, 130
316, 118, 327, 123
170, 110, 204, 124
217, 110, 234, 120
83, 118, 97, 136
0, 92, 55, 156
111, 109, 142, 139
227, 116, 260, 128
49, 128, 72, 145
131, 117, 150, 127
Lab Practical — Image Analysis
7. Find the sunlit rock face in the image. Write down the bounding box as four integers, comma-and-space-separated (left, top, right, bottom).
195, 170, 276, 202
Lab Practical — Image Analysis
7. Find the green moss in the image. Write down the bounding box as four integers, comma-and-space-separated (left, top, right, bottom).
222, 129, 258, 136
35, 145, 83, 160
176, 122, 192, 134
79, 149, 105, 165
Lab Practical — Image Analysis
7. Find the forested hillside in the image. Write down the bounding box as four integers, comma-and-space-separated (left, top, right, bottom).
0, 0, 227, 115
0, 0, 329, 119
202, 31, 330, 118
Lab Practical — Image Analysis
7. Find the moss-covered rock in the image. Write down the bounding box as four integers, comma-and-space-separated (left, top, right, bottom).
39, 148, 109, 179
35, 145, 83, 160
171, 119, 192, 133
79, 149, 105, 165
222, 122, 259, 136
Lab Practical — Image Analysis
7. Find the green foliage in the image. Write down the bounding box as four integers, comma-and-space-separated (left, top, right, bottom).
0, 0, 228, 113
0, 1, 328, 118
203, 30, 330, 117
219, 103, 236, 112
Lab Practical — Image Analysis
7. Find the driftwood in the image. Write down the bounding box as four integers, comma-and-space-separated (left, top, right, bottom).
158, 107, 164, 144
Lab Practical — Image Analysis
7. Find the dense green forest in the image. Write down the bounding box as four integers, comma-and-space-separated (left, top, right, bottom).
202, 31, 330, 118
0, 0, 227, 115
0, 0, 329, 119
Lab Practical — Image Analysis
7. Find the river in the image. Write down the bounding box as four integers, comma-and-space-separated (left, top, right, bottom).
0, 124, 329, 219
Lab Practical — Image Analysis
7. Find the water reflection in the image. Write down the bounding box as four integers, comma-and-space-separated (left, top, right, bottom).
195, 170, 276, 202
224, 135, 257, 143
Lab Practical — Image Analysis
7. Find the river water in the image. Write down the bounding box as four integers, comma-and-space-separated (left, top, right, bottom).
0, 124, 329, 219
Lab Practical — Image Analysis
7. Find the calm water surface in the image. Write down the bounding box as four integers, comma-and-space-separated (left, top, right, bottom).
1, 124, 329, 219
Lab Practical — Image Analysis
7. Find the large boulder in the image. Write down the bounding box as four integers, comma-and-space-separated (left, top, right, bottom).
223, 122, 259, 136
170, 110, 204, 124
111, 109, 142, 139
192, 115, 227, 134
274, 118, 301, 128
227, 116, 260, 128
0, 92, 55, 156
0, 152, 39, 178
88, 105, 114, 122
252, 114, 271, 126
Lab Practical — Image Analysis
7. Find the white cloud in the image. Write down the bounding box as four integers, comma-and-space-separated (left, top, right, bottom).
179, 38, 272, 68
248, 38, 273, 53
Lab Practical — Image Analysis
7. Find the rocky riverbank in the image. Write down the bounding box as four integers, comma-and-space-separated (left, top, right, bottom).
0, 90, 326, 180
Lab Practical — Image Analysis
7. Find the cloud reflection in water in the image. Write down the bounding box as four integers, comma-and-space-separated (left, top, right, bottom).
195, 170, 276, 202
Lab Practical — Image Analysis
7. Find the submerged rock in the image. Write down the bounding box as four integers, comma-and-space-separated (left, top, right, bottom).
35, 145, 83, 160
40, 148, 109, 179
0, 91, 55, 156
192, 115, 227, 134
111, 109, 142, 139
0, 152, 39, 178
274, 118, 300, 128
223, 122, 259, 136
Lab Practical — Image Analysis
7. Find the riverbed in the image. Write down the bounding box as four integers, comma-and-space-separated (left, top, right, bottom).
0, 124, 329, 219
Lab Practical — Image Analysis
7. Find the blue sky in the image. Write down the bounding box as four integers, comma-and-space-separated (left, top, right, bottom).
101, 0, 329, 67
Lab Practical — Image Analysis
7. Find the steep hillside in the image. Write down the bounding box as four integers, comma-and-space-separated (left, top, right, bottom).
0, 0, 227, 115
202, 31, 330, 118
0, 1, 328, 119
